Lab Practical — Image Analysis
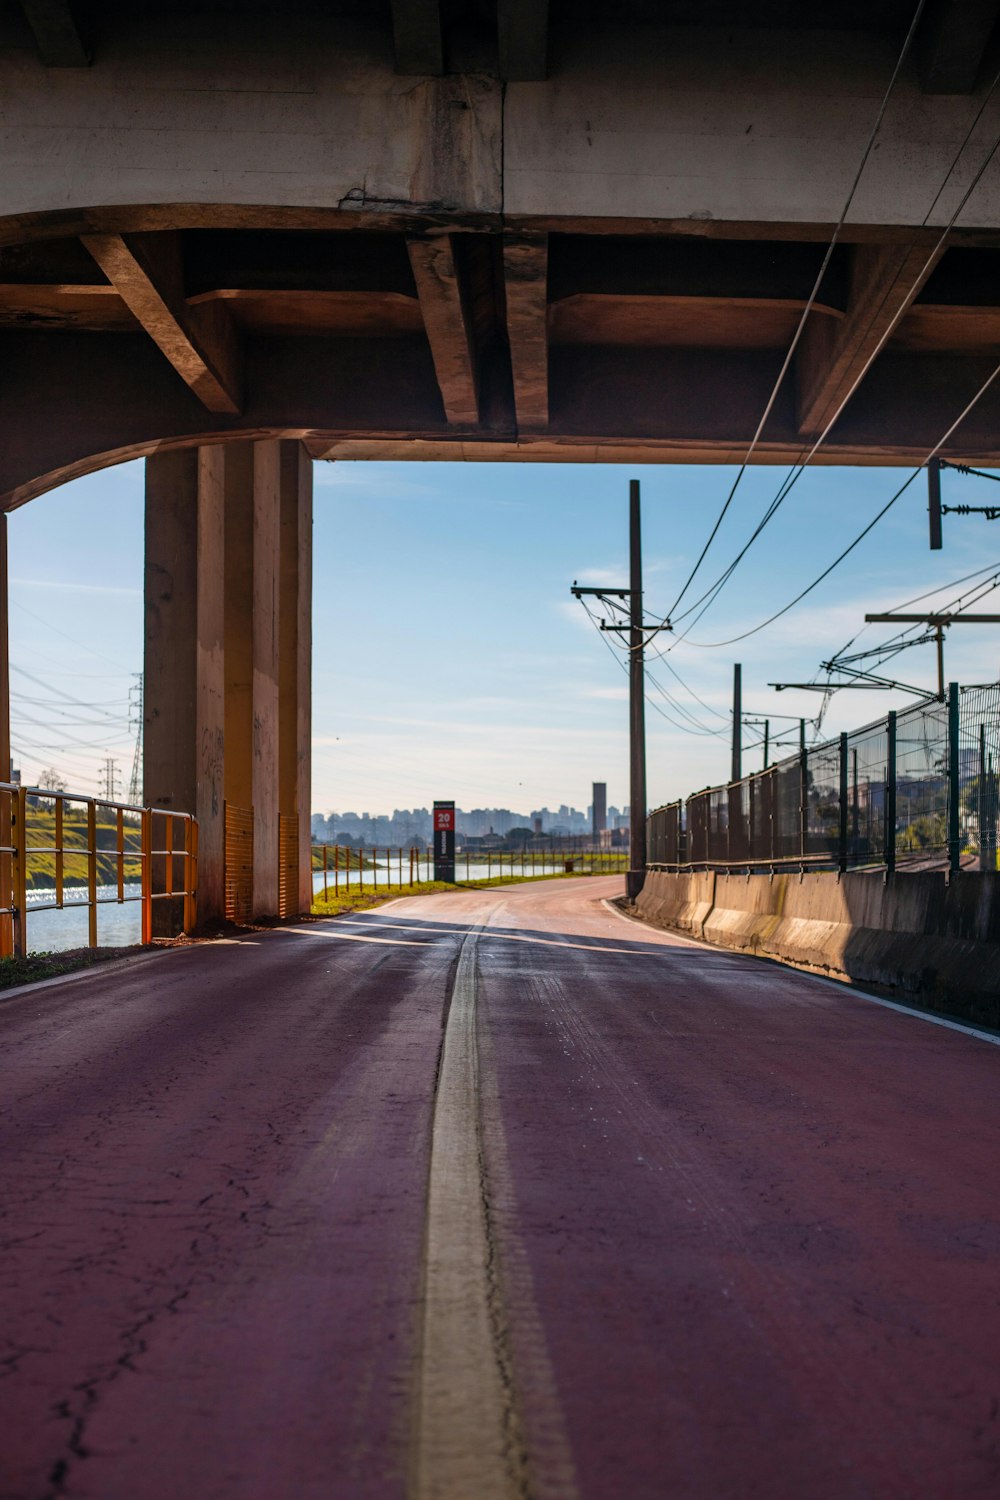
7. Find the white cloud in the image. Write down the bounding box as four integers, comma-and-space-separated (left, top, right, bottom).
11, 577, 141, 597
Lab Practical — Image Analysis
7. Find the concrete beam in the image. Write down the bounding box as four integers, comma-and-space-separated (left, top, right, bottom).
81, 233, 242, 414
498, 0, 548, 81
407, 236, 479, 426
18, 0, 89, 66
278, 444, 313, 916
390, 0, 444, 75
795, 242, 945, 438
918, 0, 1000, 93
503, 235, 549, 432
144, 448, 226, 929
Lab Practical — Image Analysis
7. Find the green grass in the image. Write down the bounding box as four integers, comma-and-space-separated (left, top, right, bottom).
0, 947, 138, 991
311, 868, 618, 917
21, 807, 143, 889
309, 847, 375, 871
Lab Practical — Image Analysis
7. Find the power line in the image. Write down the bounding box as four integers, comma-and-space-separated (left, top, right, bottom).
680, 357, 1000, 649
10, 664, 132, 719
661, 66, 1000, 641
663, 0, 930, 622
10, 600, 134, 671
580, 599, 730, 739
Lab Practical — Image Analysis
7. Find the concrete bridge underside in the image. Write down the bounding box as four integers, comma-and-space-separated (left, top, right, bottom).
3, 0, 1000, 918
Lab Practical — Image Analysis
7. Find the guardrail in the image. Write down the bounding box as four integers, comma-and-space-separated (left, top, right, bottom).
647, 681, 1000, 877
0, 782, 198, 957
311, 844, 628, 898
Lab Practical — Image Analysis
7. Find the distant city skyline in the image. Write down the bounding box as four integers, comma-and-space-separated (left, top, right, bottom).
311, 800, 631, 846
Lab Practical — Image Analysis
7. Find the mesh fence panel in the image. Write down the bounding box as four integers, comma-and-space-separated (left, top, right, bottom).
845, 723, 888, 865
960, 684, 1000, 871
647, 801, 682, 864
895, 697, 948, 865
806, 741, 841, 859
645, 680, 1000, 872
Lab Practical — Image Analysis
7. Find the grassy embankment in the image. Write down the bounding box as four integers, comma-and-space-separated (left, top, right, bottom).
311, 867, 622, 917
19, 808, 143, 889
309, 846, 375, 870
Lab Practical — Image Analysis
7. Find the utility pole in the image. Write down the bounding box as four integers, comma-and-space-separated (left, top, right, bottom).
628, 478, 646, 898
927, 457, 1000, 550
571, 479, 661, 903
731, 663, 742, 782
928, 458, 942, 550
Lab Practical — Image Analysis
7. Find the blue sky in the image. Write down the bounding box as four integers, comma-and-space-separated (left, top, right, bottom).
7, 456, 999, 814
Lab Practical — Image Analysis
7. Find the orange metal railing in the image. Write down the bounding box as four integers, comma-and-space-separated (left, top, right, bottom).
0, 782, 198, 958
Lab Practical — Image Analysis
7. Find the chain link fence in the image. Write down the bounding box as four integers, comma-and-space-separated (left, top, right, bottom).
647, 682, 1000, 874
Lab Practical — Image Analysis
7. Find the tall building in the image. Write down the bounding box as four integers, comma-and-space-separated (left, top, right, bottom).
592, 782, 607, 839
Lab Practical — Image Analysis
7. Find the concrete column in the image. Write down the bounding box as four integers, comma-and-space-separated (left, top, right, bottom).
147, 438, 311, 928
0, 513, 12, 957
278, 443, 313, 914
0, 514, 10, 786
145, 447, 226, 928
224, 439, 280, 920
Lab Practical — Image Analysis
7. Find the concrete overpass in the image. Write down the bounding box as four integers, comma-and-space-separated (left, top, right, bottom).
3, 0, 1000, 919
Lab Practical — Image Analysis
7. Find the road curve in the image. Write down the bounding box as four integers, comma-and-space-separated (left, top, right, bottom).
1, 876, 998, 1499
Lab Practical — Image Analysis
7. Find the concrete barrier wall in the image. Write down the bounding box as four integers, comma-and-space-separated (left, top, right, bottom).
636, 870, 1000, 1029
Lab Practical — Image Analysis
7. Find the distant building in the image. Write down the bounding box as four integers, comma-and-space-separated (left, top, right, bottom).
592, 782, 607, 839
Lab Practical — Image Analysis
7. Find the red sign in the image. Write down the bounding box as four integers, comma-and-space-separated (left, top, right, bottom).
433, 806, 454, 831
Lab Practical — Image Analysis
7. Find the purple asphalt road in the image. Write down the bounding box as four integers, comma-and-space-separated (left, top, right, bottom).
1, 877, 999, 1499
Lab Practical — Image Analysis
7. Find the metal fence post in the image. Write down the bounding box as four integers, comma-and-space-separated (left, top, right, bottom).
886, 711, 897, 877
13, 785, 27, 957
86, 799, 98, 947
947, 681, 961, 873
839, 732, 848, 874
799, 745, 809, 863
183, 817, 198, 934
140, 807, 152, 944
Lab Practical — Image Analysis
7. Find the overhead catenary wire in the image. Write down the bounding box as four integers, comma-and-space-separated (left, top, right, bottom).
658, 61, 1000, 644
580, 599, 745, 741
810, 558, 1000, 683
662, 0, 930, 623
679, 353, 1000, 649
821, 567, 1000, 684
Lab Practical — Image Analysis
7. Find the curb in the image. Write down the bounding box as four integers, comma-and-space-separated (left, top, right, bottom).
0, 945, 183, 1006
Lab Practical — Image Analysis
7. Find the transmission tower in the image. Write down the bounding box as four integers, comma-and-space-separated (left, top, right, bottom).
128, 673, 143, 805
100, 756, 121, 803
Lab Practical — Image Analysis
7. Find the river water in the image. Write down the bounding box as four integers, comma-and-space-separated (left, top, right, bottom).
21, 854, 614, 954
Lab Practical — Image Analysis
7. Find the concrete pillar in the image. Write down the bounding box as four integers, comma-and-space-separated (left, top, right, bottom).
144, 447, 226, 928
0, 514, 9, 786
278, 443, 313, 914
147, 438, 312, 928
224, 439, 280, 920
0, 513, 12, 957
